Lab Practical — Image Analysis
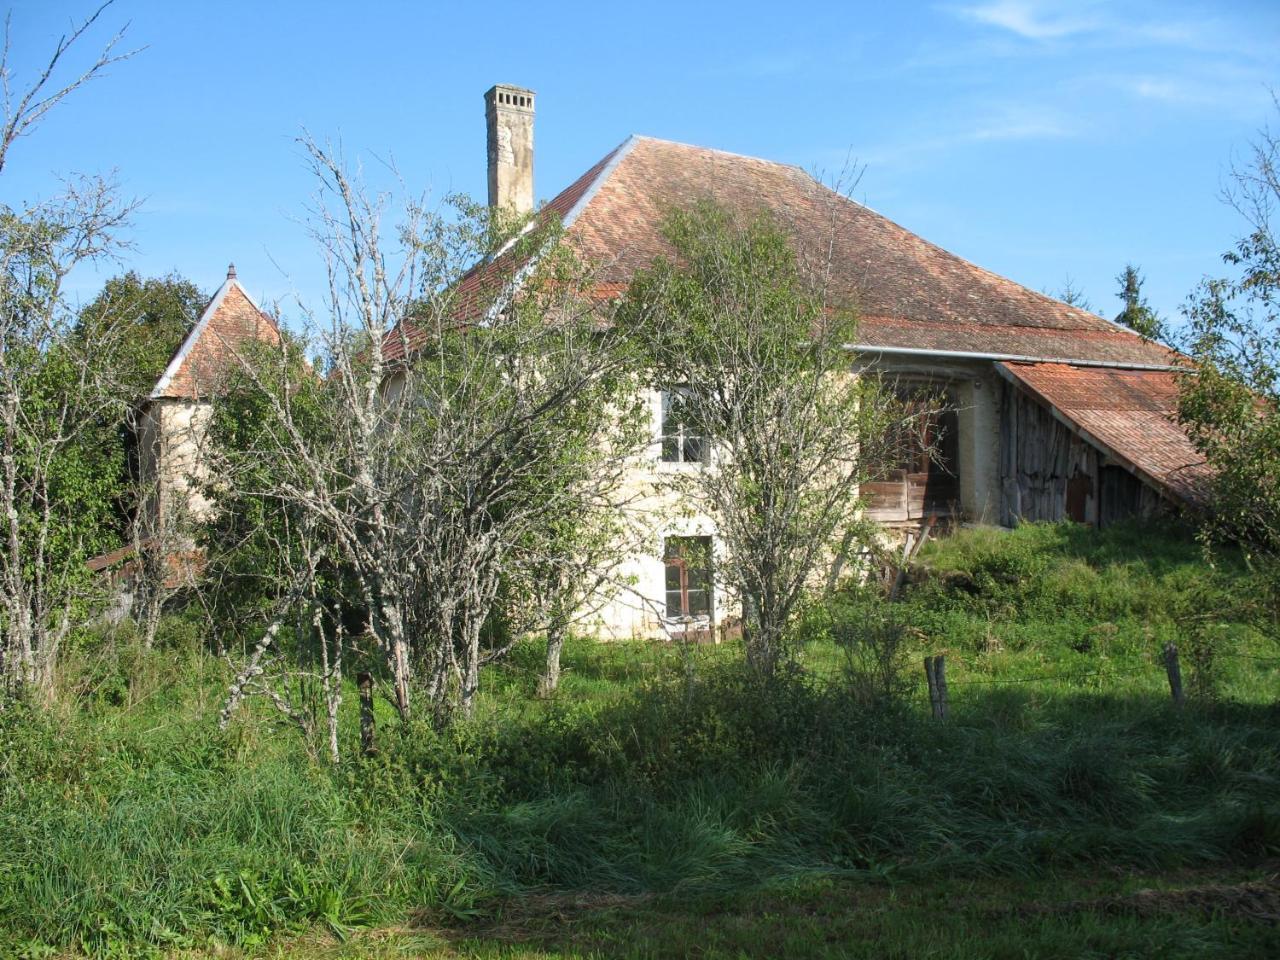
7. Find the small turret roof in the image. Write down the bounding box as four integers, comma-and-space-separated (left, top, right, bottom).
150, 266, 280, 400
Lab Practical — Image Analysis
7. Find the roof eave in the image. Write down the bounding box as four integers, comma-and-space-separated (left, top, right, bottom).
847, 342, 1183, 373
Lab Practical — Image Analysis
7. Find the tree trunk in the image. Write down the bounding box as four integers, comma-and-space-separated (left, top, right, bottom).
539, 621, 566, 697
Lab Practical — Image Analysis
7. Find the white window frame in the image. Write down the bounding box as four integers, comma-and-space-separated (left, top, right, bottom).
659, 386, 706, 465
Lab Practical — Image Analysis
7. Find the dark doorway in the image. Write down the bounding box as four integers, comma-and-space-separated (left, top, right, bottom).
865, 387, 960, 521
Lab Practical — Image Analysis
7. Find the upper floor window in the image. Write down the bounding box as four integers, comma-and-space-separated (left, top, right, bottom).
660, 386, 705, 464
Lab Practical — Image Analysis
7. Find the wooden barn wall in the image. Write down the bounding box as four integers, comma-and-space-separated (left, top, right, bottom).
999, 381, 1097, 525
1098, 464, 1164, 526
998, 381, 1167, 527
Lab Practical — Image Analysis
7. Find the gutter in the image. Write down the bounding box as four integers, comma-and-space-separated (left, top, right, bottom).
843, 342, 1183, 373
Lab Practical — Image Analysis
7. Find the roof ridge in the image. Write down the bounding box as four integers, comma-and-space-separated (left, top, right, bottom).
628, 134, 808, 174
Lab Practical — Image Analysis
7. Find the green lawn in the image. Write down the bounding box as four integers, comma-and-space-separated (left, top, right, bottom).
1, 521, 1278, 958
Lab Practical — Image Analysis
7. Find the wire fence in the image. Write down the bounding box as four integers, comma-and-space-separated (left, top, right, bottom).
799, 641, 1280, 720
920, 645, 1279, 718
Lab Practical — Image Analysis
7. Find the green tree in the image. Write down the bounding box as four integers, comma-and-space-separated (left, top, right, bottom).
1055, 275, 1094, 312
1114, 264, 1163, 339
77, 271, 205, 399
617, 200, 907, 677
74, 272, 205, 558
1177, 101, 1280, 580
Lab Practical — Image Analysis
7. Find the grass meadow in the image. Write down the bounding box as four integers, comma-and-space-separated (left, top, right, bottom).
1, 521, 1278, 958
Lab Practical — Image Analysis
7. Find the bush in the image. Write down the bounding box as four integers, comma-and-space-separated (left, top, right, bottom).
826, 591, 915, 709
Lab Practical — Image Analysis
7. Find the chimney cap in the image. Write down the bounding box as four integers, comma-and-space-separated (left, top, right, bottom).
485, 83, 535, 111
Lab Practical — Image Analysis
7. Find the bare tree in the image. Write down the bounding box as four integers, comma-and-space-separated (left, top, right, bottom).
0, 3, 136, 702
0, 2, 136, 175
210, 136, 645, 746
0, 181, 138, 699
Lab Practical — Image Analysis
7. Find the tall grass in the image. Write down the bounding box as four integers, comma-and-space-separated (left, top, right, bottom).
1, 521, 1278, 957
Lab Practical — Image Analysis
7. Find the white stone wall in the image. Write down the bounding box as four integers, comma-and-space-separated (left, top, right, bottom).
138, 399, 215, 533
582, 362, 1007, 640
583, 388, 732, 641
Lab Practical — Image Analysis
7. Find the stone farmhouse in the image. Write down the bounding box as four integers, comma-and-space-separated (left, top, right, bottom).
135, 84, 1209, 640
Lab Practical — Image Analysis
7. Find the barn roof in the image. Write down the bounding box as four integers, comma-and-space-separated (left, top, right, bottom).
387, 135, 1177, 367
150, 266, 281, 400
996, 361, 1212, 506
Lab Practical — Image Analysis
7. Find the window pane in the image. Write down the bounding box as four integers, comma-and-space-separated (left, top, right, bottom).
665, 561, 682, 592
686, 562, 710, 594
685, 588, 710, 617
660, 386, 705, 464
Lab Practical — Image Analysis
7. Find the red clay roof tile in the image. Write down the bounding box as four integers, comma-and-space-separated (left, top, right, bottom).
385, 135, 1176, 367
151, 278, 281, 400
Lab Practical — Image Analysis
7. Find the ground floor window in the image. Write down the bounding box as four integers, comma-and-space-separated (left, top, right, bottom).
664, 535, 713, 619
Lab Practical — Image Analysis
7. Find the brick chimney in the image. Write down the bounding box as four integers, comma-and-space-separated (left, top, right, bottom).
485, 83, 535, 215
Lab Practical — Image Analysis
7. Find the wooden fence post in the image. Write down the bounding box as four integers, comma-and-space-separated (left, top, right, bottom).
934, 654, 949, 722
925, 655, 944, 721
358, 671, 377, 756
1163, 643, 1184, 708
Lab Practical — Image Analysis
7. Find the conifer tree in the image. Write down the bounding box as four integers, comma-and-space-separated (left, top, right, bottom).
1114, 264, 1162, 339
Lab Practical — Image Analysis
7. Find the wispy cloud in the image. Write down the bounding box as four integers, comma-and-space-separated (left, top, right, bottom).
847, 104, 1077, 169
947, 0, 1273, 59
1119, 70, 1275, 112
951, 1, 1099, 40
1130, 77, 1203, 104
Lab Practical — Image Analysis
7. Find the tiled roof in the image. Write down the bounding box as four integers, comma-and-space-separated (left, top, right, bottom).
997, 361, 1212, 506
386, 135, 1178, 367
150, 273, 281, 400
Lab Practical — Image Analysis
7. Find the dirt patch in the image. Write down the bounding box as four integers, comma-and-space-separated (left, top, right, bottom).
424, 890, 656, 943
1017, 872, 1280, 925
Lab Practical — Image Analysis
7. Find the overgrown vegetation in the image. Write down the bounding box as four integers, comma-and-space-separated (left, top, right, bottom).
2, 522, 1277, 957
3, 9, 1279, 959
1179, 95, 1280, 584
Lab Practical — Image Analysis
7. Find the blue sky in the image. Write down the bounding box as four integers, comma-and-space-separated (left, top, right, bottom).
2, 0, 1278, 330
